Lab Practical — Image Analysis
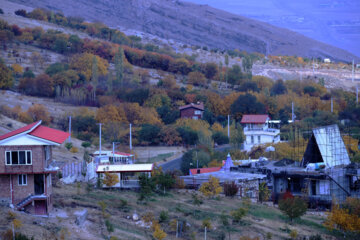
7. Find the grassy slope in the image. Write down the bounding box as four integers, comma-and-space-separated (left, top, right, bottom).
0, 183, 337, 240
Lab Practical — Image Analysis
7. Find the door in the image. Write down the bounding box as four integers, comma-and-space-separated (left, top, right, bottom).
34, 174, 44, 195
34, 200, 47, 215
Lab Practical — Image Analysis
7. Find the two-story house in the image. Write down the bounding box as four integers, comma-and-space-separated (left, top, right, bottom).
0, 121, 69, 215
179, 102, 204, 120
241, 114, 280, 151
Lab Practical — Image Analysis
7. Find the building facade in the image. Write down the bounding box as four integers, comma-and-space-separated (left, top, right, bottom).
179, 102, 204, 120
0, 121, 69, 215
241, 114, 280, 151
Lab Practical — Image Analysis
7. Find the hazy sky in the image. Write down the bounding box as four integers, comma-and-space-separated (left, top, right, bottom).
189, 0, 360, 57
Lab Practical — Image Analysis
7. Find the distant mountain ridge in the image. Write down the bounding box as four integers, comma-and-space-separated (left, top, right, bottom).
7, 0, 360, 62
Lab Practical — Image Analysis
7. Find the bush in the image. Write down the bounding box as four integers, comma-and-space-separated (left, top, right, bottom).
212, 131, 229, 145
0, 9, 4, 14
202, 218, 212, 229
65, 142, 73, 150
278, 197, 307, 223
105, 219, 114, 233
231, 207, 247, 223
81, 141, 91, 148
15, 9, 27, 17
70, 147, 78, 153
159, 211, 169, 223
223, 181, 239, 197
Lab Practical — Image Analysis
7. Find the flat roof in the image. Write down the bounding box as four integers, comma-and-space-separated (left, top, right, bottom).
181, 171, 266, 184
96, 164, 153, 173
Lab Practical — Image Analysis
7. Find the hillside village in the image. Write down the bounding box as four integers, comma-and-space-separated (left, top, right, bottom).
0, 1, 360, 240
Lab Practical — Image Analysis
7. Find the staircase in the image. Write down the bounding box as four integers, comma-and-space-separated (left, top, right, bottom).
16, 194, 47, 210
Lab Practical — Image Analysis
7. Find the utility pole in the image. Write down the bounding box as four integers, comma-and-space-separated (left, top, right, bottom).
227, 115, 230, 138
352, 59, 354, 82
331, 98, 333, 113
68, 116, 71, 142
129, 123, 132, 151
204, 226, 207, 240
97, 123, 102, 157
291, 102, 296, 122
356, 85, 358, 105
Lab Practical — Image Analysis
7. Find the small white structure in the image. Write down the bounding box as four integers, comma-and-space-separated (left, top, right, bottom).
241, 114, 280, 151
92, 151, 135, 164
97, 164, 153, 188
324, 58, 331, 63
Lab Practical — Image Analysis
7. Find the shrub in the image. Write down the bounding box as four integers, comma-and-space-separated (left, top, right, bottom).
159, 211, 169, 223
65, 142, 73, 150
0, 9, 4, 14
223, 181, 239, 197
15, 9, 27, 17
278, 197, 307, 223
212, 131, 229, 145
81, 141, 91, 148
202, 218, 212, 229
231, 208, 247, 223
70, 147, 78, 153
105, 219, 114, 233
199, 176, 222, 198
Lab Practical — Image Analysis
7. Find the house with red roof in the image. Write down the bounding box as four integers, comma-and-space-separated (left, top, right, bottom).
0, 121, 69, 215
241, 114, 280, 151
179, 102, 204, 120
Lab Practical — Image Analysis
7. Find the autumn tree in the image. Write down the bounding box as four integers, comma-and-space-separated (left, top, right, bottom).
223, 181, 239, 197
152, 221, 167, 240
199, 176, 222, 198
278, 197, 307, 223
187, 71, 206, 86
0, 58, 13, 89
30, 52, 44, 70
26, 104, 51, 125
103, 172, 119, 187
70, 53, 108, 81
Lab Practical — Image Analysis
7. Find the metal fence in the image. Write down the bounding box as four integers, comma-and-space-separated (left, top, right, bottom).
61, 162, 85, 178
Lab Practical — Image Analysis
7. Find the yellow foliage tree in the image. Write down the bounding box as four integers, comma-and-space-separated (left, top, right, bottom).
96, 104, 127, 123
103, 172, 119, 187
70, 53, 109, 81
324, 202, 360, 234
199, 176, 222, 198
12, 64, 23, 75
152, 221, 167, 240
211, 122, 223, 132
26, 104, 51, 125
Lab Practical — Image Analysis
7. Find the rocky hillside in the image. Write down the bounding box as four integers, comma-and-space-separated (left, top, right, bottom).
6, 0, 359, 62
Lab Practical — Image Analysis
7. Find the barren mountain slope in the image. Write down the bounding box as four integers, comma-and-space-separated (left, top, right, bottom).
6, 0, 359, 62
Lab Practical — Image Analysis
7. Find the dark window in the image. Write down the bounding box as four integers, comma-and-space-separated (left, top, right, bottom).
27, 151, 31, 164
19, 151, 26, 164
18, 174, 27, 185
6, 152, 11, 164
11, 152, 18, 165
311, 180, 317, 195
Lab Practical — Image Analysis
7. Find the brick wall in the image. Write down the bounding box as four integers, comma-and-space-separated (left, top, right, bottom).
12, 174, 35, 205
0, 146, 46, 174
0, 175, 10, 204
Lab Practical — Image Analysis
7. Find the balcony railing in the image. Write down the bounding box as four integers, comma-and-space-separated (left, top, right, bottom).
120, 180, 140, 188
244, 127, 280, 134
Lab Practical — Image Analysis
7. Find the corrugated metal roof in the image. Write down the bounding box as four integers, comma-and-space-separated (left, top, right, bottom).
96, 164, 153, 172
312, 125, 350, 168
241, 115, 269, 124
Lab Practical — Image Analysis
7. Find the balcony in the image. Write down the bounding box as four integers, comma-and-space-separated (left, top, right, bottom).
243, 127, 280, 136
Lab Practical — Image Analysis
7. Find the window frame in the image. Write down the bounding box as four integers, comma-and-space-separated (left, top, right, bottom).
18, 174, 27, 186
5, 150, 32, 165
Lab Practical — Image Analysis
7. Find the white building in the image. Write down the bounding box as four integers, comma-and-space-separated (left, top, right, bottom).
241, 114, 280, 151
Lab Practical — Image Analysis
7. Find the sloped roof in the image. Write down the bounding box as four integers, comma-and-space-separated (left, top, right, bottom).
0, 121, 40, 141
190, 167, 221, 175
302, 125, 350, 168
29, 125, 70, 144
0, 121, 69, 145
221, 153, 234, 171
241, 114, 269, 124
179, 102, 204, 111
96, 164, 153, 173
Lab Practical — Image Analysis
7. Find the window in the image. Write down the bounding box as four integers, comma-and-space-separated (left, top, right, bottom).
44, 146, 50, 161
319, 180, 330, 195
5, 150, 32, 165
258, 136, 261, 143
18, 174, 27, 186
251, 136, 254, 144
192, 116, 198, 120
195, 110, 201, 115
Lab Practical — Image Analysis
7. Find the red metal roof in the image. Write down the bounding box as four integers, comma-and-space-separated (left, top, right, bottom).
0, 121, 40, 141
241, 114, 269, 124
0, 121, 69, 144
190, 167, 221, 175
179, 102, 204, 111
29, 125, 70, 144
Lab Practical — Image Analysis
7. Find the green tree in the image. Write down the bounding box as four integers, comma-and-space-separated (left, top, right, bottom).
0, 58, 13, 89
258, 182, 270, 203
231, 207, 247, 223
138, 173, 155, 201
114, 47, 124, 88
230, 93, 265, 121
278, 197, 307, 223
